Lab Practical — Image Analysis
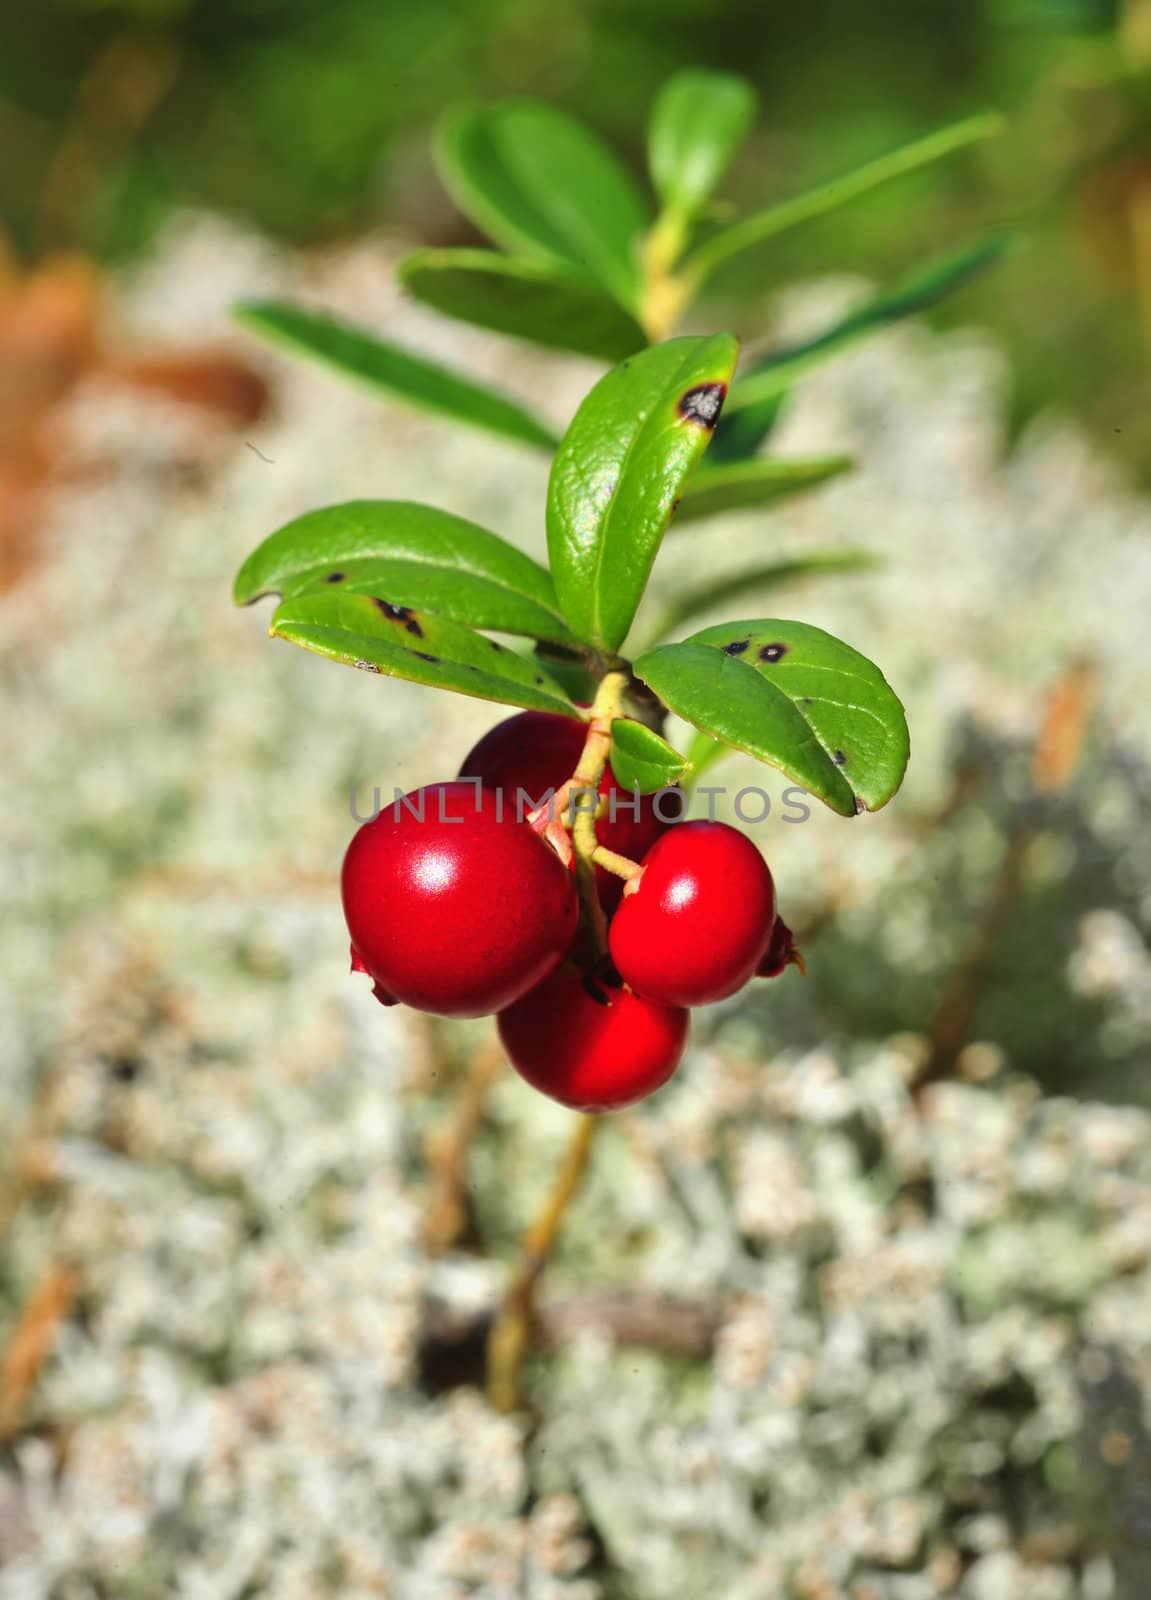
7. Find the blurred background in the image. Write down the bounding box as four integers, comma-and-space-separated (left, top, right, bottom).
2, 4, 1151, 1598
3, 0, 1151, 462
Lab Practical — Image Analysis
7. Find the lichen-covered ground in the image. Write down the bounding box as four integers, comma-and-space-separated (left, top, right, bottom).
1, 219, 1150, 1599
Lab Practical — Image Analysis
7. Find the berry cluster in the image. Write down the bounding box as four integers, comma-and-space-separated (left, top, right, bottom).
343, 710, 800, 1112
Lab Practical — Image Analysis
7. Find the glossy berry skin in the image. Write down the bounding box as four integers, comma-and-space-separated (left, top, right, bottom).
498, 964, 688, 1112
343, 781, 578, 1018
609, 821, 775, 1007
459, 711, 674, 911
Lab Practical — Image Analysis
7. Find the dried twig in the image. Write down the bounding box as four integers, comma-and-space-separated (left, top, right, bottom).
0, 1264, 79, 1441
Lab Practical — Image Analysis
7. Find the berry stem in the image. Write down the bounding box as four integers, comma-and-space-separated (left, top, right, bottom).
486, 1113, 599, 1413
564, 669, 630, 957
591, 844, 643, 882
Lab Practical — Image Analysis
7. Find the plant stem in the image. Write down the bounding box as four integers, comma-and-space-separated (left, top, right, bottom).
484, 673, 630, 1412
486, 1114, 599, 1412
562, 669, 630, 958
639, 208, 695, 341
591, 844, 643, 882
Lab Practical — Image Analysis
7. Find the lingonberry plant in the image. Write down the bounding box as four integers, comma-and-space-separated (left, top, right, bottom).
236, 328, 910, 1102
233, 70, 968, 1406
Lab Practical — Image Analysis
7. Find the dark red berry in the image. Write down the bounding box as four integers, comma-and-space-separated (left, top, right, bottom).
459, 711, 674, 911
498, 964, 688, 1112
343, 781, 578, 1018
609, 821, 775, 1006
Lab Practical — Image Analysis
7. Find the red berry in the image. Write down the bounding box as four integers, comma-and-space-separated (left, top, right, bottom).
343, 781, 578, 1018
498, 964, 688, 1111
459, 711, 675, 911
608, 821, 775, 1007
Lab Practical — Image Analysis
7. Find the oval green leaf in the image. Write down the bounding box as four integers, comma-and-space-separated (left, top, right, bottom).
609, 719, 690, 795
435, 103, 592, 271
648, 70, 757, 217
234, 301, 558, 452
547, 333, 740, 654
269, 592, 581, 717
633, 619, 909, 815
490, 101, 651, 311
674, 456, 853, 524
234, 500, 575, 644
398, 249, 646, 363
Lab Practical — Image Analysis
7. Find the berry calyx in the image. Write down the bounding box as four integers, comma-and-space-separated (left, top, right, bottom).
343, 781, 578, 1018
608, 821, 775, 1007
758, 914, 805, 978
459, 710, 674, 911
497, 963, 688, 1112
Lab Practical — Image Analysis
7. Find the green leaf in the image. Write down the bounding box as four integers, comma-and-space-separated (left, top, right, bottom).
547, 333, 740, 653
397, 249, 645, 363
647, 550, 880, 642
648, 70, 757, 217
633, 619, 909, 816
674, 456, 853, 524
490, 101, 651, 310
234, 500, 575, 644
270, 591, 581, 717
435, 103, 592, 271
609, 719, 690, 795
436, 101, 650, 308
234, 301, 558, 451
684, 112, 1004, 284
724, 235, 1011, 421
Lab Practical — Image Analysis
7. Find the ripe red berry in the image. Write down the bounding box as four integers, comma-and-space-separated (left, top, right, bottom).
459, 711, 675, 911
498, 964, 688, 1112
608, 821, 775, 1007
343, 781, 578, 1018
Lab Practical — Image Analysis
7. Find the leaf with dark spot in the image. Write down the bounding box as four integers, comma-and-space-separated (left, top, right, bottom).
677, 383, 727, 429
634, 618, 909, 815
547, 334, 739, 652
270, 592, 580, 716
235, 500, 575, 644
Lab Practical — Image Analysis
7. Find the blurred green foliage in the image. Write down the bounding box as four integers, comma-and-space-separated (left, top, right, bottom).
2, 0, 1149, 465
